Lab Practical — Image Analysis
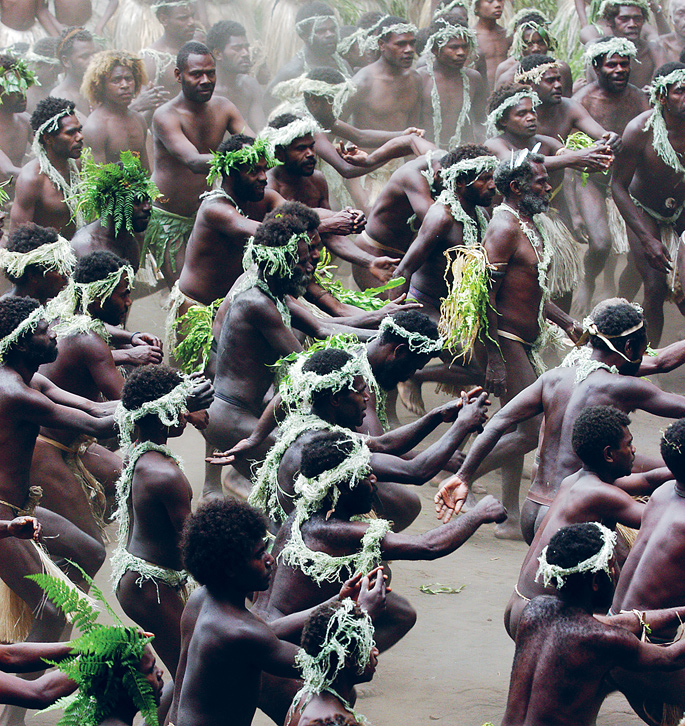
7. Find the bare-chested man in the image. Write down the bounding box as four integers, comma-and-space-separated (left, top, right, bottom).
585, 0, 665, 89
0, 296, 121, 661
352, 149, 446, 291
70, 150, 155, 274
504, 405, 669, 640
502, 522, 685, 726
175, 497, 386, 726
81, 51, 149, 169
418, 19, 487, 147
50, 28, 96, 118
144, 41, 252, 287
494, 11, 573, 94
265, 1, 351, 113
612, 62, 685, 345
468, 153, 579, 538
472, 0, 510, 88
659, 0, 685, 62
177, 134, 284, 313
140, 1, 197, 101
1, 223, 72, 304
11, 97, 82, 238
573, 37, 649, 313
113, 364, 212, 681
346, 16, 422, 133
205, 20, 264, 132
0, 55, 33, 185
435, 299, 685, 542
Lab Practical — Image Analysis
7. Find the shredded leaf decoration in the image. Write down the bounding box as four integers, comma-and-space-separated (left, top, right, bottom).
173, 297, 224, 374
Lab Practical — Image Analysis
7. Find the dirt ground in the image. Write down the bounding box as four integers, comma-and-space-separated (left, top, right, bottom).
32, 270, 685, 726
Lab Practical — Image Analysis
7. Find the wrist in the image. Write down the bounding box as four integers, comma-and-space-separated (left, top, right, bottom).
130, 331, 140, 344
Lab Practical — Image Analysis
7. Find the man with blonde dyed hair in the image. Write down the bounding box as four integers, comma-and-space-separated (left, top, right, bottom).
81, 51, 150, 168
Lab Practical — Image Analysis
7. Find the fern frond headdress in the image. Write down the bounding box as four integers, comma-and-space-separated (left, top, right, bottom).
0, 57, 37, 97
294, 598, 375, 723
114, 374, 195, 451
207, 137, 279, 185
0, 305, 45, 363
50, 263, 134, 318
29, 565, 159, 726
73, 150, 161, 236
0, 234, 75, 279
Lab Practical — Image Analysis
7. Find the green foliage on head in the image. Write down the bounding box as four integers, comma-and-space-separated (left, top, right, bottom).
75, 150, 160, 236
28, 563, 159, 726
0, 55, 38, 98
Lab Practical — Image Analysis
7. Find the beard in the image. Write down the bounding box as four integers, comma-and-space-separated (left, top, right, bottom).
273, 268, 310, 299
520, 188, 549, 216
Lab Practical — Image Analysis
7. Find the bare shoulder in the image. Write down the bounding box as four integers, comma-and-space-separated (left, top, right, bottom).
210, 94, 241, 117
537, 133, 562, 154
572, 81, 599, 103
483, 136, 509, 157
134, 449, 187, 486
15, 157, 41, 188
624, 110, 652, 140
151, 97, 181, 128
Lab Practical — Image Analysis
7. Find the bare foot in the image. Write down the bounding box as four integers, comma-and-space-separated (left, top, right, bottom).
397, 378, 426, 416
494, 519, 525, 540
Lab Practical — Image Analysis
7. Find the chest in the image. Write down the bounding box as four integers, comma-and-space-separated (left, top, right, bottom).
364, 74, 419, 114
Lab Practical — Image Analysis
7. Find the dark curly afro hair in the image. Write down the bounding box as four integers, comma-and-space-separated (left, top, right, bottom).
571, 405, 630, 470
121, 364, 183, 412
5, 224, 60, 282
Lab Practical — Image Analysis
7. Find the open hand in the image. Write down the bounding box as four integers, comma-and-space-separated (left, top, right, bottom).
434, 474, 469, 523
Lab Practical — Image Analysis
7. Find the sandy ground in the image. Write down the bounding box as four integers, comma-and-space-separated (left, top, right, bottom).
29, 267, 685, 726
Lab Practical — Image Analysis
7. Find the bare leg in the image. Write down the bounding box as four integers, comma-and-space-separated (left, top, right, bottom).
117, 572, 184, 676
575, 180, 613, 315
618, 252, 643, 302
372, 591, 417, 652
494, 338, 542, 540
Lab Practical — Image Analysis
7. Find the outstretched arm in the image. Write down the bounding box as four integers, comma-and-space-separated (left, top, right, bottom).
614, 466, 672, 496
0, 671, 76, 709
152, 111, 213, 175
0, 642, 73, 673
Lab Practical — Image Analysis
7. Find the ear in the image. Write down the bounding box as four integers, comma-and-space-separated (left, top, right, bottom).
454, 178, 467, 195
174, 67, 182, 83
274, 146, 286, 163
510, 179, 521, 196
392, 342, 409, 361
603, 444, 615, 464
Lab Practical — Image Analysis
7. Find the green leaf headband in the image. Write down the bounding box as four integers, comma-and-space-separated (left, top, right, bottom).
206, 137, 280, 185
364, 22, 417, 52
598, 0, 649, 17
242, 230, 309, 279
426, 23, 477, 53
295, 14, 339, 44
485, 89, 540, 137
514, 60, 560, 86
0, 178, 11, 207
535, 522, 616, 589
262, 116, 323, 153
272, 77, 357, 118
440, 154, 498, 192
49, 264, 134, 321
510, 21, 555, 59
295, 598, 376, 697
377, 315, 444, 355
0, 304, 45, 363
583, 37, 637, 67
648, 67, 685, 106
278, 338, 376, 413
29, 565, 159, 726
293, 432, 372, 514
435, 0, 468, 17
0, 57, 37, 98
71, 150, 160, 237
114, 374, 195, 452
0, 234, 75, 279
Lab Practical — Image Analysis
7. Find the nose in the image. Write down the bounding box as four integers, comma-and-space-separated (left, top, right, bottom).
266, 552, 275, 568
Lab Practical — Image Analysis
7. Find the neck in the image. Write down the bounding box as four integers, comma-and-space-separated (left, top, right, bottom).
65, 70, 82, 88
459, 192, 477, 216
135, 424, 169, 446
560, 588, 595, 612
329, 672, 356, 703
45, 148, 71, 177
6, 355, 39, 385
181, 93, 209, 112
310, 401, 336, 425
580, 464, 617, 485
675, 479, 685, 497
435, 59, 464, 79
103, 99, 130, 116
379, 56, 404, 76
217, 65, 238, 89
501, 129, 534, 149
662, 104, 685, 132
503, 194, 530, 220
11, 282, 43, 303
220, 177, 247, 207
209, 581, 252, 608
0, 104, 16, 119
476, 16, 499, 29
161, 32, 186, 51
364, 340, 382, 376
273, 164, 304, 185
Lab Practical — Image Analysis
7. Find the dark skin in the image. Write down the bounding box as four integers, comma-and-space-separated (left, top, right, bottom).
178, 158, 284, 307
256, 473, 506, 660
81, 65, 149, 169
267, 134, 398, 283
211, 33, 265, 132
33, 278, 133, 541
116, 412, 193, 679
494, 30, 573, 95
436, 336, 685, 542
51, 39, 97, 118
150, 52, 253, 281
353, 151, 445, 291
504, 426, 671, 640
10, 113, 83, 239
0, 0, 59, 33
418, 36, 487, 144
3, 267, 68, 306
572, 53, 649, 314
273, 383, 489, 530
473, 0, 510, 87
346, 31, 423, 132
175, 537, 385, 726
71, 198, 152, 273
0, 85, 31, 185
612, 84, 685, 345
0, 320, 119, 649
503, 590, 685, 726
658, 0, 685, 62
